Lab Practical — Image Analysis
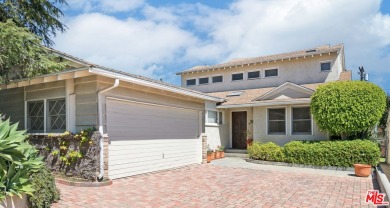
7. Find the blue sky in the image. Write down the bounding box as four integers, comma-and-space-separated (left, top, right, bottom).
54, 0, 390, 93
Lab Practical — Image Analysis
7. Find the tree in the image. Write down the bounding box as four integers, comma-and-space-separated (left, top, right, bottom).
310, 81, 387, 139
0, 20, 66, 84
0, 0, 67, 46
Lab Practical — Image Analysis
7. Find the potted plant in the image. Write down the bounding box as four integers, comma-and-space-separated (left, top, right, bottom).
215, 146, 221, 159
353, 164, 372, 177
207, 146, 214, 163
219, 145, 225, 158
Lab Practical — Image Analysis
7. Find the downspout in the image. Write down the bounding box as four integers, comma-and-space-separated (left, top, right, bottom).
97, 78, 120, 180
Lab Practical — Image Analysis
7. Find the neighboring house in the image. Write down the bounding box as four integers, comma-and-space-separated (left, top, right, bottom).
0, 49, 223, 179
177, 44, 352, 150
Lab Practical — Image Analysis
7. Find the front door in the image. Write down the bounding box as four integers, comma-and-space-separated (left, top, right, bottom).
232, 111, 247, 149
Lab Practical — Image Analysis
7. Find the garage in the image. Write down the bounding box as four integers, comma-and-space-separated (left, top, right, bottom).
106, 98, 201, 179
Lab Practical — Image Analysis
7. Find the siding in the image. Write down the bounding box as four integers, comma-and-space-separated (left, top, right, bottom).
182, 53, 342, 93
0, 88, 25, 129
74, 76, 98, 132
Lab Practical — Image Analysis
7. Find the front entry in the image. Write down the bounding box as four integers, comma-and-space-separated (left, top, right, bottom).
232, 111, 247, 149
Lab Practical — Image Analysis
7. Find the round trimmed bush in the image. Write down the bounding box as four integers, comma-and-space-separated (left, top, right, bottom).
310, 81, 386, 137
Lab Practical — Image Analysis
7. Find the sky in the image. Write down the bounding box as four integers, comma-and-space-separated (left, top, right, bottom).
54, 0, 390, 93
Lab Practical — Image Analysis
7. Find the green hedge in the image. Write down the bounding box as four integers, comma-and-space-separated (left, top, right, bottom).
248, 140, 380, 167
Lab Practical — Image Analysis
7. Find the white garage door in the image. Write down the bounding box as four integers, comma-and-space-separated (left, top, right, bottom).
106, 98, 201, 179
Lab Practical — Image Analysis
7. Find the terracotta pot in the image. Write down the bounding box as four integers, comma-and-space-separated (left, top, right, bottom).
207, 154, 212, 163
353, 164, 372, 177
215, 151, 221, 159
220, 151, 225, 158
210, 152, 215, 160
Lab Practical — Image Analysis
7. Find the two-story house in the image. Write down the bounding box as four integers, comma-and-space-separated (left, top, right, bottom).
177, 44, 352, 150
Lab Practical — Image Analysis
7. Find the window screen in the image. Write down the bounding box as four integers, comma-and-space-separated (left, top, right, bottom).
212, 76, 223, 83
186, 79, 196, 86
268, 108, 286, 134
232, 73, 244, 81
248, 71, 260, 79
199, 77, 209, 85
321, 62, 331, 71
265, 69, 278, 77
292, 107, 311, 134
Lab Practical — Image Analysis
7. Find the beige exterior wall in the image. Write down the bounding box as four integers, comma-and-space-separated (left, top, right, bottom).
181, 53, 342, 93
252, 105, 327, 146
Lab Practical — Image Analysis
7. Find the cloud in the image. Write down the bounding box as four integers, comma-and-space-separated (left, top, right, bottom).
55, 0, 390, 88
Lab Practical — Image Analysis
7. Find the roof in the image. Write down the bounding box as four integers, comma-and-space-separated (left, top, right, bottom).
3, 47, 224, 102
208, 83, 322, 107
178, 44, 344, 74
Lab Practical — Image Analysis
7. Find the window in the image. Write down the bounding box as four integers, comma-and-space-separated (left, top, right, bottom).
27, 98, 66, 133
186, 79, 196, 86
265, 69, 278, 77
232, 73, 243, 81
268, 108, 286, 134
199, 77, 209, 85
321, 62, 331, 71
218, 112, 223, 125
207, 110, 218, 124
27, 101, 44, 133
207, 110, 223, 125
248, 71, 260, 79
212, 75, 223, 83
292, 107, 312, 134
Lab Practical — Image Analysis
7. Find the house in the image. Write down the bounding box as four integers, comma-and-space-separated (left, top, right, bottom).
0, 49, 224, 179
177, 44, 352, 150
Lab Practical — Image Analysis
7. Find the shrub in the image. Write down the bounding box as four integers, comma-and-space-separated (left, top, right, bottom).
283, 140, 380, 167
28, 166, 60, 208
248, 142, 284, 162
0, 116, 43, 200
310, 81, 386, 138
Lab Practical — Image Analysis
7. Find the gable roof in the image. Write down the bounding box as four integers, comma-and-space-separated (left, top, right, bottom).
208, 82, 322, 108
2, 48, 224, 103
177, 44, 344, 75
253, 82, 314, 101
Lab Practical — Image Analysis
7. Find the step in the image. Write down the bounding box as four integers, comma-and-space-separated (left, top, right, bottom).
224, 149, 248, 154
224, 152, 249, 158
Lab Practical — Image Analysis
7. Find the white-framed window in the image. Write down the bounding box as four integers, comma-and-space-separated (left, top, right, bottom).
198, 77, 209, 85
186, 79, 196, 86
267, 108, 286, 135
206, 110, 223, 125
232, 73, 244, 81
320, 61, 331, 71
212, 75, 223, 83
248, 70, 260, 79
265, 68, 278, 77
27, 98, 66, 133
291, 107, 312, 135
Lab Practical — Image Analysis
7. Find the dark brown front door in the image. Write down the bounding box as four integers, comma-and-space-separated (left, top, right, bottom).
232, 111, 247, 149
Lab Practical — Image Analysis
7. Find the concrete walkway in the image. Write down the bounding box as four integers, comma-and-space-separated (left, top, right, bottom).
211, 157, 361, 178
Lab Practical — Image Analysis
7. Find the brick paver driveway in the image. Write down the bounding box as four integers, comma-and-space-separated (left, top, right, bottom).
52, 162, 377, 208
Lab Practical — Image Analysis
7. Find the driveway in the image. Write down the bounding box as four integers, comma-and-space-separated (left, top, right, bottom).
52, 158, 378, 208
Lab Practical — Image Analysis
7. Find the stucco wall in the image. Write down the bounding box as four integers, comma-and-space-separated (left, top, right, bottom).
252, 105, 327, 146
181, 53, 342, 93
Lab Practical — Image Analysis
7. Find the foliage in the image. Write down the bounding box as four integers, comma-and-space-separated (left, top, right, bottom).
310, 81, 387, 138
0, 116, 43, 200
0, 20, 67, 84
379, 95, 390, 130
28, 166, 60, 208
247, 142, 285, 162
0, 0, 67, 46
248, 140, 380, 167
217, 145, 225, 151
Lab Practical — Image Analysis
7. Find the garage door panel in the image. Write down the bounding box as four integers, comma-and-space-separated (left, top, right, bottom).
109, 157, 197, 179
107, 99, 200, 179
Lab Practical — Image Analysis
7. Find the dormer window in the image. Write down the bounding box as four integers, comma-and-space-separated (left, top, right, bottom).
265, 69, 278, 77
199, 77, 209, 85
320, 62, 331, 71
248, 71, 260, 79
186, 79, 196, 86
232, 73, 243, 81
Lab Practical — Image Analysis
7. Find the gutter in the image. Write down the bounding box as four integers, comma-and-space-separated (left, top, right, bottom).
97, 78, 120, 180
216, 98, 311, 109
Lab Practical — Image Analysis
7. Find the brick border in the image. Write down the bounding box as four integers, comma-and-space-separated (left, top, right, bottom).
55, 178, 113, 187
246, 158, 355, 171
